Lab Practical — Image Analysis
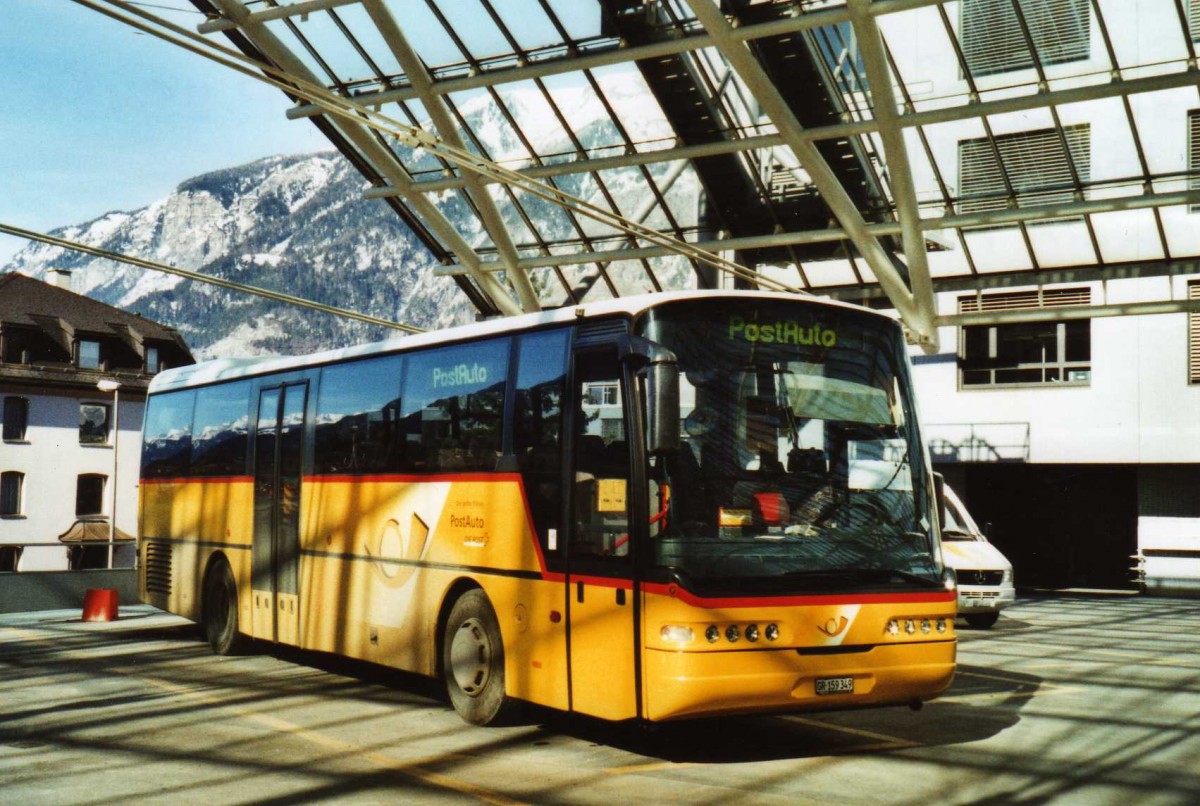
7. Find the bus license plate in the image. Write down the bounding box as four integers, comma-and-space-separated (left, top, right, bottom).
815, 676, 854, 695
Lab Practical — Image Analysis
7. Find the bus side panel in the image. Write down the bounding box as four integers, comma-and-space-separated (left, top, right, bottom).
300, 476, 568, 710
140, 479, 254, 625
641, 591, 957, 721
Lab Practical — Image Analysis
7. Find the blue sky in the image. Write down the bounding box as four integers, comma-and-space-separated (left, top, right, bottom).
0, 1, 329, 265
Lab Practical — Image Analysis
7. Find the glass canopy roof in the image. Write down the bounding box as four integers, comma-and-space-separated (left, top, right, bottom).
97, 0, 1200, 347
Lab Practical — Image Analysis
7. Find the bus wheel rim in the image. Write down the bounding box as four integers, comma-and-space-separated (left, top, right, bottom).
449, 617, 491, 697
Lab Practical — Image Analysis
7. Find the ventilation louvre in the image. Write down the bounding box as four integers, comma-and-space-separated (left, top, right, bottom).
144, 541, 172, 596
959, 287, 1091, 314
1189, 280, 1200, 385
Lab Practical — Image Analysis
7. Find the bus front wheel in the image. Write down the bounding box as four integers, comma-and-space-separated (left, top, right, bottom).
203, 559, 249, 655
442, 589, 517, 726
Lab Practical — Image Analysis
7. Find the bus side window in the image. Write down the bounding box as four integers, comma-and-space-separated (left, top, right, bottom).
401, 338, 509, 472
314, 355, 403, 474
513, 329, 569, 558
142, 389, 196, 479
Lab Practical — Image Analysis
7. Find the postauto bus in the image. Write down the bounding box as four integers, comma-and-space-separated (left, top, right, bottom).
138, 291, 956, 725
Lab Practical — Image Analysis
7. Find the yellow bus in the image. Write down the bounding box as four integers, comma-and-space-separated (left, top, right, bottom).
139, 291, 956, 725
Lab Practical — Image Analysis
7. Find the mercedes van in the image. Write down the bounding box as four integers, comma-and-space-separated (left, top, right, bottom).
941, 486, 1015, 628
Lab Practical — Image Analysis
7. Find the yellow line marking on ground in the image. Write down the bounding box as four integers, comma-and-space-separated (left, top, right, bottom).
7, 625, 523, 806
782, 715, 917, 748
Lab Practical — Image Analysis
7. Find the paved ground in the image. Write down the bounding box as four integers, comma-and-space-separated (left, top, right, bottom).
2, 594, 1199, 805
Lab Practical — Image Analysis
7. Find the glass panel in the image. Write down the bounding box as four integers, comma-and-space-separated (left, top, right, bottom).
514, 328, 570, 552
573, 349, 630, 560
76, 474, 105, 516
315, 355, 404, 474
79, 403, 111, 445
141, 390, 196, 479
191, 381, 252, 477
401, 338, 510, 471
78, 340, 101, 369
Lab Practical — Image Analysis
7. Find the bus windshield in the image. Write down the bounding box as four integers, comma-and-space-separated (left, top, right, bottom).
640, 300, 939, 594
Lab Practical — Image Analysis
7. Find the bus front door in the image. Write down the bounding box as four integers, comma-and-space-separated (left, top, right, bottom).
252, 382, 307, 646
567, 351, 639, 721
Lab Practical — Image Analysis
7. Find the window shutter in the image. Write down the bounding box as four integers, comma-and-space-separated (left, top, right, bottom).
959, 287, 1091, 313
1190, 0, 1200, 43
1190, 111, 1200, 212
1189, 281, 1200, 385
961, 0, 1090, 77
959, 125, 1089, 214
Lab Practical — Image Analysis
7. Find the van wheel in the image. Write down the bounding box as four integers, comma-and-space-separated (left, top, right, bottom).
965, 612, 999, 629
203, 559, 249, 655
442, 589, 518, 726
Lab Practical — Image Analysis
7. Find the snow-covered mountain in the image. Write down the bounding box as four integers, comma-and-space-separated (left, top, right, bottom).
4, 77, 697, 359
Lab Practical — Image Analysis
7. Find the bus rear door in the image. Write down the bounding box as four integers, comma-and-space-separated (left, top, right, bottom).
252, 382, 307, 646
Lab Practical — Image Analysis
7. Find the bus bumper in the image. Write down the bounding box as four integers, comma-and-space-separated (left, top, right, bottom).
643, 639, 956, 721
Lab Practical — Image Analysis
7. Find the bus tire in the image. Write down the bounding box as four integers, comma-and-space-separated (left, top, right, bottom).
442, 589, 517, 726
203, 559, 249, 655
965, 612, 999, 629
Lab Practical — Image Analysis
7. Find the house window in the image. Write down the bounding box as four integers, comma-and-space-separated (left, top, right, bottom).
0, 471, 24, 517
78, 339, 101, 369
959, 288, 1092, 387
959, 125, 1090, 215
2, 396, 28, 441
585, 383, 619, 406
1190, 0, 1200, 43
76, 474, 106, 517
146, 345, 161, 374
80, 403, 111, 445
1189, 281, 1200, 385
961, 0, 1090, 78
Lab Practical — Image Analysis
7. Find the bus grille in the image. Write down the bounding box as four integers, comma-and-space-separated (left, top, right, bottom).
144, 541, 172, 595
959, 570, 1004, 586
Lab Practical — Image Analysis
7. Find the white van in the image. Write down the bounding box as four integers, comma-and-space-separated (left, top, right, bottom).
941, 486, 1015, 628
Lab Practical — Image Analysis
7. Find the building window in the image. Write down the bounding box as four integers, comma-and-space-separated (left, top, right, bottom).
2, 396, 28, 441
959, 288, 1092, 387
146, 345, 161, 374
1189, 280, 1200, 385
78, 339, 101, 369
961, 0, 1090, 78
1190, 0, 1200, 43
76, 474, 107, 517
585, 383, 619, 406
959, 125, 1090, 215
80, 403, 111, 445
1189, 111, 1200, 212
0, 471, 24, 517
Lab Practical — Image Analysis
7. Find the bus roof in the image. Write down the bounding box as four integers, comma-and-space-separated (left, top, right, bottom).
148, 290, 897, 394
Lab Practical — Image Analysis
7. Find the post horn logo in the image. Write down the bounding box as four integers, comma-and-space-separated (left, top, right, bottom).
817, 616, 849, 637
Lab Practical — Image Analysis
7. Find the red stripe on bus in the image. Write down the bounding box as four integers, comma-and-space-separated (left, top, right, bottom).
140, 476, 253, 485
641, 582, 956, 609
303, 472, 525, 484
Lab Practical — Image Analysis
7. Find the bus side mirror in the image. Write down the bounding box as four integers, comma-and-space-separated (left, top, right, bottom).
645, 359, 680, 455
933, 472, 946, 531
617, 335, 680, 455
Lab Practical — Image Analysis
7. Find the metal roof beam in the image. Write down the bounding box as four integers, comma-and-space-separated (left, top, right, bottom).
363, 134, 785, 197
433, 188, 1200, 275
847, 0, 937, 348
198, 0, 360, 34
359, 0, 540, 311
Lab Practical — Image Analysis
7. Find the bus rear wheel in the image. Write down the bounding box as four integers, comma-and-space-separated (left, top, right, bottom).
203, 559, 249, 655
442, 589, 517, 726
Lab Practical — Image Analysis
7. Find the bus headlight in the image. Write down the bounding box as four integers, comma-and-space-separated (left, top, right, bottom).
705, 625, 721, 643
725, 625, 740, 643
765, 623, 780, 641
745, 624, 760, 642
1002, 568, 1014, 585
920, 619, 931, 634
660, 625, 694, 644
942, 567, 958, 591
